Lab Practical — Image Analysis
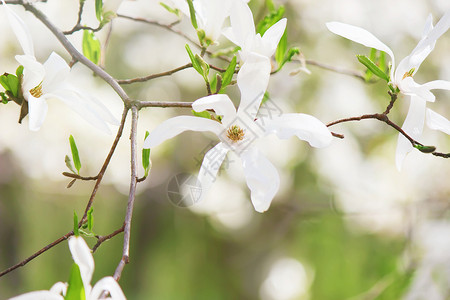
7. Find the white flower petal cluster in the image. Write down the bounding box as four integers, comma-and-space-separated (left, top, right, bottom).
9, 236, 126, 300
2, 0, 118, 133
144, 53, 332, 212
326, 11, 450, 169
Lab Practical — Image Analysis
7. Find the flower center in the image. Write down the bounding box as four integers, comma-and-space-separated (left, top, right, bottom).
29, 82, 43, 98
402, 68, 415, 80
226, 125, 245, 142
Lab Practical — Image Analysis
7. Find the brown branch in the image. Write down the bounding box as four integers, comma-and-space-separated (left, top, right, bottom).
137, 101, 193, 109
62, 0, 103, 35
114, 106, 139, 281
118, 63, 193, 84
305, 59, 365, 80
92, 224, 125, 253
62, 172, 98, 181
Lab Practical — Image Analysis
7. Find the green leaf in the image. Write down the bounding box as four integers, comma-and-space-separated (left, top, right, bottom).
69, 135, 82, 174
256, 6, 285, 35
159, 2, 180, 17
142, 131, 151, 177
413, 144, 436, 153
82, 30, 101, 65
266, 0, 275, 11
275, 31, 287, 68
15, 65, 24, 78
66, 263, 86, 300
87, 208, 94, 232
357, 55, 389, 82
277, 47, 300, 71
379, 51, 386, 73
7, 74, 19, 97
186, 0, 198, 29
185, 44, 203, 75
210, 73, 218, 93
261, 92, 270, 105
73, 212, 79, 237
0, 75, 9, 91
214, 74, 222, 93
195, 54, 210, 80
95, 0, 103, 22
1, 92, 8, 104
65, 155, 77, 174
220, 56, 237, 93
192, 110, 213, 119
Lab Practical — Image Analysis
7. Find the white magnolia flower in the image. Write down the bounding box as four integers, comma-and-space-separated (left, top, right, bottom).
10, 236, 126, 300
223, 0, 287, 63
2, 1, 118, 132
144, 54, 332, 212
326, 11, 450, 170
167, 0, 249, 44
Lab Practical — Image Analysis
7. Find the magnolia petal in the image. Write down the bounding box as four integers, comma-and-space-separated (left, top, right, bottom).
260, 18, 287, 57
15, 54, 45, 90
2, 0, 34, 56
143, 116, 224, 149
426, 109, 450, 135
45, 89, 112, 134
228, 0, 255, 47
240, 147, 280, 213
415, 10, 450, 55
236, 53, 271, 120
263, 113, 333, 148
90, 277, 127, 300
192, 94, 237, 126
422, 79, 450, 91
42, 52, 70, 94
49, 282, 67, 296
395, 96, 426, 171
27, 95, 48, 131
9, 291, 64, 300
399, 77, 436, 102
197, 142, 229, 202
73, 88, 119, 126
68, 236, 95, 290
200, 0, 231, 42
326, 22, 395, 71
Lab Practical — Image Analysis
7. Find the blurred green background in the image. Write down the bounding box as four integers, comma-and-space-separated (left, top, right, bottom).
0, 0, 449, 299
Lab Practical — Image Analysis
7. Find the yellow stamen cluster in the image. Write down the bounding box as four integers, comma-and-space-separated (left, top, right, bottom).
402, 68, 415, 80
226, 125, 245, 142
29, 82, 43, 98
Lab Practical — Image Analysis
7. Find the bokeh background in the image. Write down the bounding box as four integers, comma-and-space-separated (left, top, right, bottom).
0, 0, 449, 299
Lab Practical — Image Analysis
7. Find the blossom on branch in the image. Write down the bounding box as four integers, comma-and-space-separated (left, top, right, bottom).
144, 53, 332, 212
223, 0, 287, 63
2, 1, 118, 133
326, 11, 450, 169
10, 236, 126, 300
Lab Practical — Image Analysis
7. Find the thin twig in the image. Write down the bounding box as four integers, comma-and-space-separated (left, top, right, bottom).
62, 172, 98, 181
118, 63, 193, 84
305, 59, 365, 80
93, 224, 125, 253
114, 106, 139, 281
62, 0, 104, 35
137, 101, 193, 109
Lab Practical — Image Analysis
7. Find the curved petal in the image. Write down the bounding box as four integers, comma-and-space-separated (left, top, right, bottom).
49, 282, 68, 296
143, 116, 224, 148
240, 147, 280, 213
15, 54, 45, 91
260, 18, 287, 57
44, 89, 112, 134
399, 77, 436, 102
236, 53, 271, 120
90, 277, 126, 300
421, 80, 450, 91
415, 10, 450, 57
228, 0, 255, 47
426, 109, 450, 135
196, 142, 229, 202
68, 236, 94, 291
326, 22, 395, 76
9, 291, 64, 300
2, 0, 34, 56
42, 52, 70, 94
192, 94, 237, 126
263, 113, 333, 148
27, 95, 48, 131
395, 96, 426, 171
